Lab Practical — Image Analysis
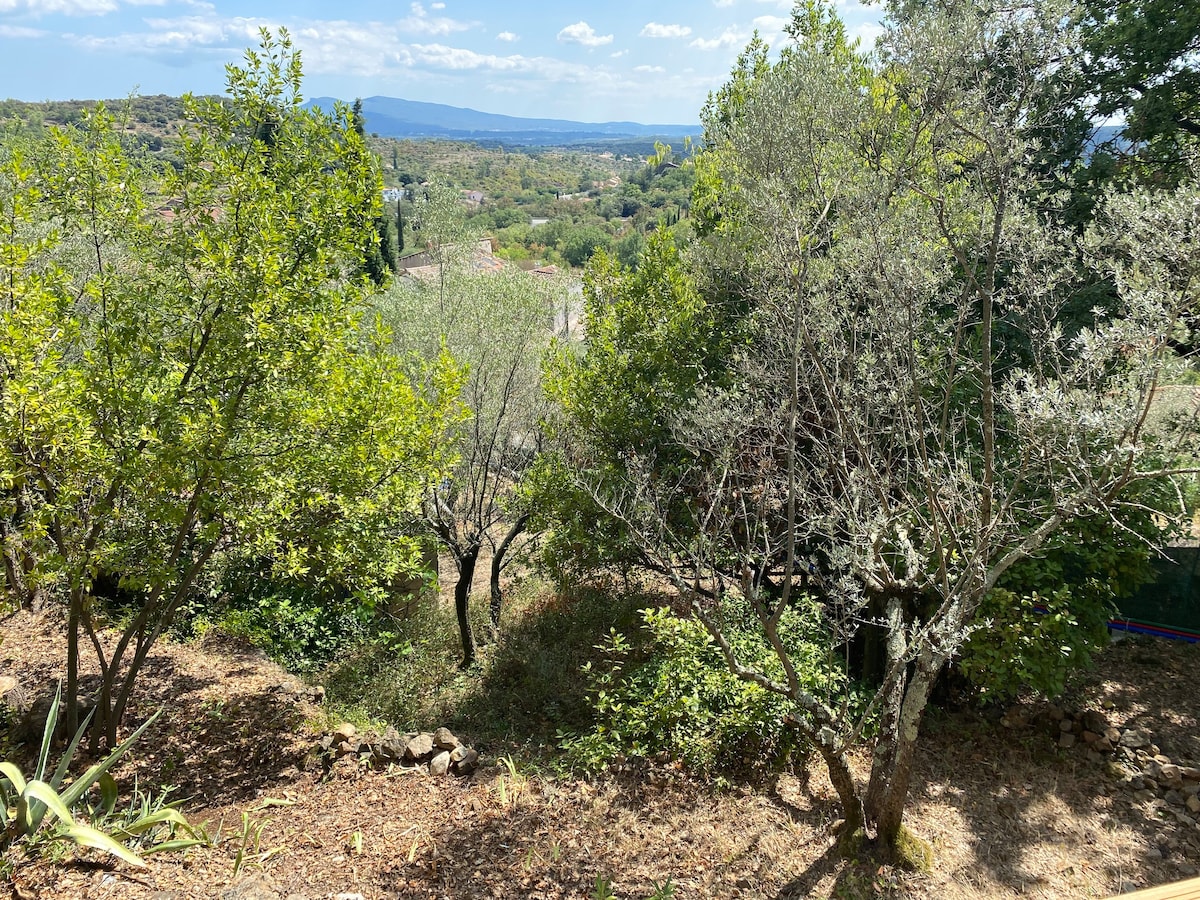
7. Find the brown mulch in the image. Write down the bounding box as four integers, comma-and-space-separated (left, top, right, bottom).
1, 610, 1198, 900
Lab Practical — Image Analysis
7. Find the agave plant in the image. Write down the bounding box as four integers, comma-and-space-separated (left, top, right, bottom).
0, 684, 205, 867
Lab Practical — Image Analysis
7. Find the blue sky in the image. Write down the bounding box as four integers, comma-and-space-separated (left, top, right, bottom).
0, 0, 886, 124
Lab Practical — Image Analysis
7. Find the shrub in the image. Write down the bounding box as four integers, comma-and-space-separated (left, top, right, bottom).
203, 560, 382, 674
959, 501, 1165, 701
561, 595, 845, 778
958, 587, 1109, 702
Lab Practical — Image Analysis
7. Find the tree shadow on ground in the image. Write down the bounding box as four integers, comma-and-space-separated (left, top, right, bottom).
388, 770, 843, 900
898, 634, 1200, 896
445, 581, 655, 752
2, 640, 317, 811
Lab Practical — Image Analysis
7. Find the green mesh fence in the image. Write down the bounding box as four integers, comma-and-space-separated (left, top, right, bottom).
1114, 546, 1200, 641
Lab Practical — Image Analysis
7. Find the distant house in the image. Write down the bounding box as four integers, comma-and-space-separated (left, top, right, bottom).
381, 188, 403, 203
530, 217, 550, 227
462, 190, 485, 205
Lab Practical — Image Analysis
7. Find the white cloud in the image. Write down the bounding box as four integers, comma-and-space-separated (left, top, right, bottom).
712, 0, 734, 6
556, 21, 612, 48
751, 15, 788, 36
851, 21, 885, 48
51, 7, 719, 122
430, 1, 444, 7
689, 27, 747, 51
639, 22, 691, 39
0, 23, 48, 36
73, 13, 265, 53
1, 0, 119, 14
495, 30, 517, 42
633, 64, 665, 73
398, 2, 473, 37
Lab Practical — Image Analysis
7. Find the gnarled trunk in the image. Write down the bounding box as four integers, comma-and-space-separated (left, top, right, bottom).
817, 741, 865, 841
488, 513, 529, 634
865, 646, 939, 850
454, 543, 480, 668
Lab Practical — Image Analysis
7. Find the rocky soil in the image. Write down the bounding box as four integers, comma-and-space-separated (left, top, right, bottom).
1, 610, 1198, 899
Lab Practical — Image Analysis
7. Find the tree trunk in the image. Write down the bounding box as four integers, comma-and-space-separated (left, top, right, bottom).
488, 513, 529, 634
864, 647, 939, 851
455, 543, 480, 668
65, 583, 82, 737
817, 741, 865, 843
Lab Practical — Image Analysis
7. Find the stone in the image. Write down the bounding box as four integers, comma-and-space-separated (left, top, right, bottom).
452, 746, 480, 775
222, 874, 282, 900
378, 726, 406, 761
1162, 764, 1185, 790
1187, 795, 1200, 815
1082, 731, 1101, 744
1181, 767, 1200, 783
332, 722, 357, 742
1166, 790, 1185, 806
1059, 733, 1077, 749
1060, 718, 1075, 733
1105, 727, 1122, 744
336, 740, 357, 757
1120, 729, 1152, 749
432, 726, 461, 750
404, 733, 434, 761
429, 750, 451, 776
1001, 708, 1028, 728
1082, 710, 1110, 734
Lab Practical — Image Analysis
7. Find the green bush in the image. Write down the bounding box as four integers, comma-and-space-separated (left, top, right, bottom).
958, 587, 1109, 702
959, 500, 1165, 701
561, 596, 843, 778
196, 558, 415, 674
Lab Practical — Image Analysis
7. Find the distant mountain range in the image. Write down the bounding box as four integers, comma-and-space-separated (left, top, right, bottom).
305, 95, 703, 145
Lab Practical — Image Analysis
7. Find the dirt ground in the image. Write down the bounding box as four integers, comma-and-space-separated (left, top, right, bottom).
1, 609, 1198, 900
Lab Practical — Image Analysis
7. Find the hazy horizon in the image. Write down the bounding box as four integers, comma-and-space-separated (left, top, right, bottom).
0, 0, 887, 125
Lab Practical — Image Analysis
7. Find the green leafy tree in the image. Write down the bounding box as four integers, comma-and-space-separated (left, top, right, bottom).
561, 225, 613, 268
0, 30, 461, 745
1082, 0, 1200, 181
352, 98, 398, 285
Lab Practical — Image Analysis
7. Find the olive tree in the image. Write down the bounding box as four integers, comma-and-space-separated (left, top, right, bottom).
557, 1, 1199, 858
385, 262, 560, 667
